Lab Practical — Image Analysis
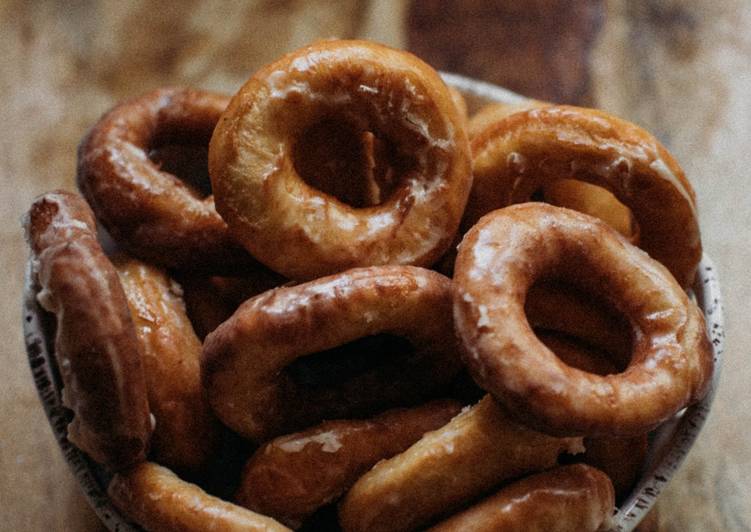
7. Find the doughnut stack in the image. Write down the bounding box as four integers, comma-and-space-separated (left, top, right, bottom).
24, 40, 713, 532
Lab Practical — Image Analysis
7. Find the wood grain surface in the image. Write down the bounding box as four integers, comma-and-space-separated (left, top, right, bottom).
1, 1, 749, 530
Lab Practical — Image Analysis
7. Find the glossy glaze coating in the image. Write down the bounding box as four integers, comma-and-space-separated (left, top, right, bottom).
468, 105, 701, 287
77, 87, 255, 271
209, 40, 472, 280
23, 191, 152, 470
338, 395, 583, 532
108, 462, 290, 532
114, 256, 219, 473
202, 266, 461, 441
427, 464, 614, 532
235, 400, 461, 528
453, 203, 713, 437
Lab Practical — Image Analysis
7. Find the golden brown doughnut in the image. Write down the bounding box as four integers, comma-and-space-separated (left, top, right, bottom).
337, 395, 583, 532
235, 400, 461, 528
453, 203, 713, 437
108, 462, 291, 532
24, 191, 152, 470
468, 105, 701, 286
202, 266, 461, 442
113, 256, 220, 473
77, 87, 255, 272
467, 100, 547, 139
427, 464, 614, 532
208, 39, 472, 280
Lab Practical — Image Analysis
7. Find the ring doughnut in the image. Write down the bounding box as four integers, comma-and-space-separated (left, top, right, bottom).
338, 394, 583, 532
202, 266, 461, 442
467, 104, 701, 286
113, 256, 219, 473
427, 464, 614, 532
235, 400, 461, 528
208, 40, 472, 280
108, 462, 291, 532
24, 191, 152, 470
77, 87, 255, 272
453, 203, 713, 436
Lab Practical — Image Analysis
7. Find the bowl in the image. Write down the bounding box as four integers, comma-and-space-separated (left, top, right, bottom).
22, 73, 725, 532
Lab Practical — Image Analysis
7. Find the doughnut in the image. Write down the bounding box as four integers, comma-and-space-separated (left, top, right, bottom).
235, 400, 461, 528
208, 39, 472, 280
113, 256, 219, 473
202, 266, 461, 441
467, 100, 547, 139
23, 191, 152, 470
542, 178, 639, 243
427, 464, 614, 532
108, 462, 291, 532
467, 104, 701, 286
453, 203, 713, 437
77, 87, 255, 272
338, 395, 583, 532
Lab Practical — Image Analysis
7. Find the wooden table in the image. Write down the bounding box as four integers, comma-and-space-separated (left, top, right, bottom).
2, 1, 749, 530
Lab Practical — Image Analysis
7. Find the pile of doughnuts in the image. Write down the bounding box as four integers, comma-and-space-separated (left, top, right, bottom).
24, 40, 713, 532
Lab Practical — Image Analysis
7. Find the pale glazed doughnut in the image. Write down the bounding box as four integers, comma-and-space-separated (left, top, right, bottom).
77, 87, 255, 272
108, 462, 291, 532
467, 104, 701, 286
427, 464, 614, 532
235, 400, 461, 528
209, 39, 472, 280
113, 256, 220, 473
453, 203, 713, 437
24, 191, 152, 470
337, 395, 583, 532
202, 266, 461, 442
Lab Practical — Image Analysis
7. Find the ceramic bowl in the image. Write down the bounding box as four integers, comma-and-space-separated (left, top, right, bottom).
22, 73, 725, 532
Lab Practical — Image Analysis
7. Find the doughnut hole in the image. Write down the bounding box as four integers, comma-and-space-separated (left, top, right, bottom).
524, 280, 633, 373
149, 143, 212, 198
293, 116, 416, 208
542, 179, 640, 244
286, 333, 419, 392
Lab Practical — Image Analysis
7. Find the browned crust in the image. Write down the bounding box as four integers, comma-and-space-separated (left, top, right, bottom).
209, 39, 472, 280
24, 190, 152, 470
202, 266, 462, 442
427, 464, 614, 532
108, 462, 291, 532
467, 105, 701, 287
113, 256, 220, 473
453, 203, 713, 437
337, 395, 583, 532
76, 87, 255, 272
235, 400, 462, 528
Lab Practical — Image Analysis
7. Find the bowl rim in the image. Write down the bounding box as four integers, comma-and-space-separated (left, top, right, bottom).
22, 73, 725, 532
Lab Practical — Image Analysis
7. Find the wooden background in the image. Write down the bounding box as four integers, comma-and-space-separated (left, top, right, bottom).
2, 1, 749, 530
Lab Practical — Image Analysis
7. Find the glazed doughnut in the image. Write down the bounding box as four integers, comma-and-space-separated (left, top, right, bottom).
467, 105, 701, 286
108, 462, 291, 532
453, 203, 713, 437
113, 256, 219, 473
338, 395, 583, 532
77, 87, 255, 272
208, 39, 472, 280
202, 266, 461, 441
235, 400, 461, 528
427, 464, 614, 532
24, 191, 152, 470
542, 178, 639, 243
467, 100, 547, 139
